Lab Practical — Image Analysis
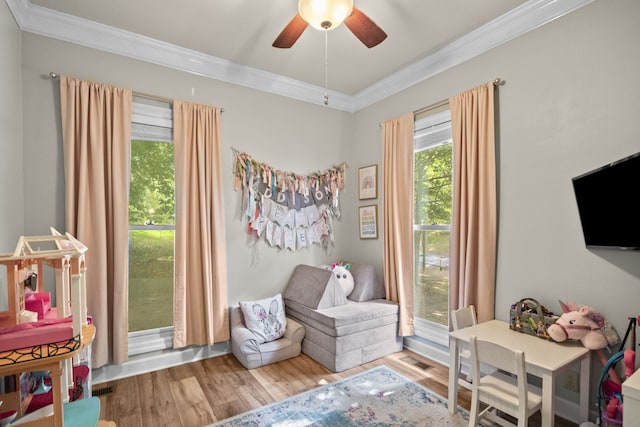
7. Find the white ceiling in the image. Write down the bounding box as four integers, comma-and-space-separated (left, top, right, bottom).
10, 0, 593, 110
25, 0, 526, 94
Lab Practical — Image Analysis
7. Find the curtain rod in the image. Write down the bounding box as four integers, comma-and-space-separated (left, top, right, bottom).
378, 77, 506, 127
48, 72, 224, 112
413, 99, 449, 118
414, 77, 505, 116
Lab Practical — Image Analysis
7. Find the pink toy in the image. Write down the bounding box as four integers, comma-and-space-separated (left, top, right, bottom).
550, 301, 624, 386
606, 397, 619, 419
547, 306, 608, 350
625, 349, 636, 377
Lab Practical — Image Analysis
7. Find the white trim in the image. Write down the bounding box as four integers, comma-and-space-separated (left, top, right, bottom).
351, 0, 595, 111
403, 335, 450, 367
414, 317, 449, 347
131, 123, 173, 143
6, 0, 594, 112
415, 110, 451, 133
132, 103, 172, 128
131, 102, 173, 142
414, 110, 452, 152
92, 343, 230, 384
127, 326, 174, 356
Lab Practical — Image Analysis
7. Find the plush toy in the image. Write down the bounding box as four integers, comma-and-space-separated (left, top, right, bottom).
330, 262, 354, 297
549, 302, 625, 388
547, 305, 609, 350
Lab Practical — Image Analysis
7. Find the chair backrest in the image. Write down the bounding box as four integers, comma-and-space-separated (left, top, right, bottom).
452, 305, 477, 330
469, 335, 528, 407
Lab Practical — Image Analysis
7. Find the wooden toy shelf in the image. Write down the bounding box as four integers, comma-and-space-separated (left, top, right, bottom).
0, 229, 94, 426
0, 325, 96, 427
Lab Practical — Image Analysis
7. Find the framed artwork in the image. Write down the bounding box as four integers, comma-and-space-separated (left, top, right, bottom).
358, 164, 378, 200
358, 205, 378, 239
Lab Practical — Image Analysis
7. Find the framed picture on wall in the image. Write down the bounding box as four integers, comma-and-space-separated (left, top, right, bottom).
358, 205, 378, 239
358, 164, 378, 200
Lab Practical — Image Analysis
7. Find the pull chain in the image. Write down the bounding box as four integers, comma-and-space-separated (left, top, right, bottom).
324, 29, 329, 106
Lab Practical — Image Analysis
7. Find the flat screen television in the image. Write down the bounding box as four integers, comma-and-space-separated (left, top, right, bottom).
572, 151, 640, 250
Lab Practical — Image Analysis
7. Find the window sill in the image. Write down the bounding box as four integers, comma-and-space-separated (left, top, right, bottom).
93, 341, 229, 384
128, 326, 174, 357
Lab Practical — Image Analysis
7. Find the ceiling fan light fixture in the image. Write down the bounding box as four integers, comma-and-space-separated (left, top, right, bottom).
298, 0, 354, 31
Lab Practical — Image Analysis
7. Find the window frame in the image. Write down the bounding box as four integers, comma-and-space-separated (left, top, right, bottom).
128, 100, 175, 356
412, 110, 453, 347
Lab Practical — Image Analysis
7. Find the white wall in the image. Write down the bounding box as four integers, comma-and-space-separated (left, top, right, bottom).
13, 0, 640, 331
0, 1, 23, 311
346, 0, 640, 340
20, 33, 352, 306
8, 0, 640, 405
0, 0, 23, 251
343, 1, 640, 414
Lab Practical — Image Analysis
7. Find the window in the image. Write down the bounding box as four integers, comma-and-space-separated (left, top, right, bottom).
413, 110, 453, 345
128, 101, 175, 355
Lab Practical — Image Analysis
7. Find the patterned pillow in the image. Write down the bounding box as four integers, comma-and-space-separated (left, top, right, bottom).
239, 294, 287, 344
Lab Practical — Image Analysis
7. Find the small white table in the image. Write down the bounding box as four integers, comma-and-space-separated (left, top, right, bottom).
448, 320, 591, 427
622, 368, 640, 427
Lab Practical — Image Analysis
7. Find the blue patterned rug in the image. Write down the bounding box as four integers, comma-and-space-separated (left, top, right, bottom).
209, 365, 481, 426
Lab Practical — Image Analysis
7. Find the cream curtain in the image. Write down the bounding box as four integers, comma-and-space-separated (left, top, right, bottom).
60, 76, 132, 368
382, 113, 415, 336
173, 101, 229, 348
449, 82, 497, 324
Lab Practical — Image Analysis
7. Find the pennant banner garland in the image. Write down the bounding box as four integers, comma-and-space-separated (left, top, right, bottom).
233, 150, 346, 251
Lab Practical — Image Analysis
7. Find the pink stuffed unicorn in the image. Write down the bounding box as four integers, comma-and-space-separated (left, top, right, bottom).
547, 305, 609, 350
547, 302, 622, 384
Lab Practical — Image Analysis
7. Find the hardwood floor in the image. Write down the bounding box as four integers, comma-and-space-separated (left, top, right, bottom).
96, 350, 578, 427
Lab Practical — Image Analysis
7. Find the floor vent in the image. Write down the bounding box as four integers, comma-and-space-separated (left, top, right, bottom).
92, 386, 113, 397
400, 356, 433, 371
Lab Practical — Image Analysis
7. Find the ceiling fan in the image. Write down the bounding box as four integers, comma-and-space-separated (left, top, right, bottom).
273, 0, 387, 49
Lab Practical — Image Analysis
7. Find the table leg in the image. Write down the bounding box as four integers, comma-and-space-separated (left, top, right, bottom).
579, 354, 591, 422
541, 372, 555, 427
448, 336, 460, 414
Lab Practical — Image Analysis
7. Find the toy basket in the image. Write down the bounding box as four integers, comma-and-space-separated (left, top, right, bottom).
597, 351, 624, 427
509, 298, 558, 340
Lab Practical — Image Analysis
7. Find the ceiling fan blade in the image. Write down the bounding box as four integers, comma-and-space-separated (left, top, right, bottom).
344, 6, 387, 48
273, 14, 309, 48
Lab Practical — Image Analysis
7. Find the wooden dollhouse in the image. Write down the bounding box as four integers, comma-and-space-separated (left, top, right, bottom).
0, 229, 98, 426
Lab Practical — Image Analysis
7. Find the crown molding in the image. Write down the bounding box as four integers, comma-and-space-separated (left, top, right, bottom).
350, 0, 594, 111
6, 0, 593, 113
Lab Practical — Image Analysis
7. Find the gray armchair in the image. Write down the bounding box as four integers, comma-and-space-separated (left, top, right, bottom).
230, 306, 305, 369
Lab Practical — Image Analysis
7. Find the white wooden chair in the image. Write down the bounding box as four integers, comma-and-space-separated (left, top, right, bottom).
452, 305, 477, 385
468, 335, 542, 427
452, 305, 477, 331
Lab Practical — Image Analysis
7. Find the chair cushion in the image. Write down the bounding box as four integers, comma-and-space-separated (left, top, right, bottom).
239, 294, 286, 344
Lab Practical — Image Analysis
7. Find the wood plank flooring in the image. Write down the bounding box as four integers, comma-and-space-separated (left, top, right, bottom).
96, 350, 578, 427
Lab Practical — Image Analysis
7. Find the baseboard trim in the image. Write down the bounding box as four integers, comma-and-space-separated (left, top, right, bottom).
92, 342, 230, 384
403, 335, 450, 366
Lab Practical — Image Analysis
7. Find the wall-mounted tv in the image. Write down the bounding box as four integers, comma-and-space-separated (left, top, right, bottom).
572, 152, 640, 250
